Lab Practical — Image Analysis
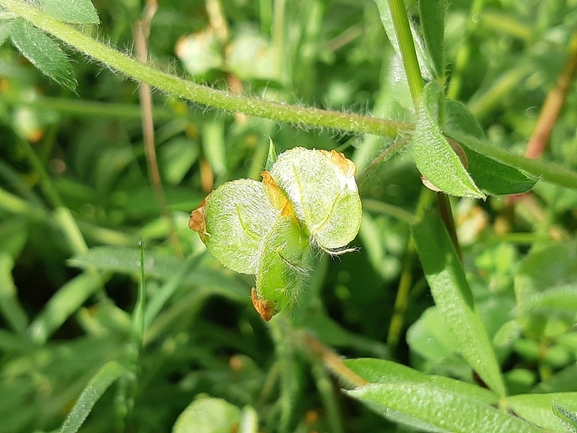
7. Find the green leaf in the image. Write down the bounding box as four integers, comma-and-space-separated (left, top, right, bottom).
173, 397, 241, 433
407, 307, 459, 361
411, 82, 485, 199
0, 21, 12, 46
28, 272, 101, 344
507, 393, 577, 431
160, 137, 199, 185
373, 0, 434, 80
553, 401, 577, 433
202, 117, 227, 177
60, 361, 126, 433
418, 0, 446, 78
515, 240, 577, 338
412, 213, 505, 397
269, 147, 362, 252
264, 139, 277, 171
461, 145, 538, 195
347, 382, 543, 433
39, 0, 99, 24
10, 18, 76, 90
0, 253, 29, 336
344, 358, 498, 405
444, 99, 485, 139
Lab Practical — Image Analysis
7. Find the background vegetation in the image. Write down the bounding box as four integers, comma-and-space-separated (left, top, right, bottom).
1, 0, 577, 431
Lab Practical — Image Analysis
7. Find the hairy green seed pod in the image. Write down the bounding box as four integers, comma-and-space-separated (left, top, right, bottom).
269, 147, 362, 253
189, 146, 362, 320
189, 179, 280, 274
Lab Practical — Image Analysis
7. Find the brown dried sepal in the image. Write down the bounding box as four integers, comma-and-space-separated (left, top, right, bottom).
319, 149, 357, 178
261, 171, 298, 221
189, 198, 208, 243
251, 287, 277, 321
421, 138, 469, 192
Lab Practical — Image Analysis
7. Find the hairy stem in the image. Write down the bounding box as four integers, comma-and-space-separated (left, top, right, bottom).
0, 0, 408, 137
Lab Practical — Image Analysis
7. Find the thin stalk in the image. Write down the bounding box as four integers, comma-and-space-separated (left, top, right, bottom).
387, 0, 423, 107
303, 334, 368, 388
133, 2, 183, 258
0, 0, 408, 137
524, 31, 577, 159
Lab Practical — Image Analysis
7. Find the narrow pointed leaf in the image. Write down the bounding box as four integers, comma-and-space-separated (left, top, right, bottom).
40, 0, 99, 24
60, 361, 126, 433
10, 18, 76, 90
412, 83, 485, 198
28, 272, 101, 344
344, 358, 497, 405
0, 253, 29, 336
461, 144, 538, 195
347, 382, 542, 433
412, 213, 505, 396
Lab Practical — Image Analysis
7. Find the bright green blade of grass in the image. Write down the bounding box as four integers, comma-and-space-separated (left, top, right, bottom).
0, 253, 29, 336
28, 272, 101, 344
412, 213, 506, 397
59, 360, 126, 433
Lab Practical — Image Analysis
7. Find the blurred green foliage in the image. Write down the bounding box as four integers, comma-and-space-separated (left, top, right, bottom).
0, 0, 577, 431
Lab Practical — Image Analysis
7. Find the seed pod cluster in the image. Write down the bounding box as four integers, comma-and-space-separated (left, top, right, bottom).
189, 147, 362, 320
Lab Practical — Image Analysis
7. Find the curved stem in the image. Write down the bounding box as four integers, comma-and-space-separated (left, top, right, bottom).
0, 0, 409, 137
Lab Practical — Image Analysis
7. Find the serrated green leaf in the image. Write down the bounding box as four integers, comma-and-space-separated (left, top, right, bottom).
418, 0, 446, 78
412, 82, 485, 199
173, 397, 241, 433
60, 361, 126, 433
39, 0, 99, 24
10, 18, 76, 90
412, 213, 505, 396
347, 382, 542, 433
344, 358, 498, 405
507, 393, 577, 431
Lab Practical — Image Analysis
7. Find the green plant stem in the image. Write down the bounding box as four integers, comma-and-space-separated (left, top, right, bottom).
3, 94, 186, 120
0, 0, 408, 137
387, 0, 423, 107
436, 193, 462, 261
